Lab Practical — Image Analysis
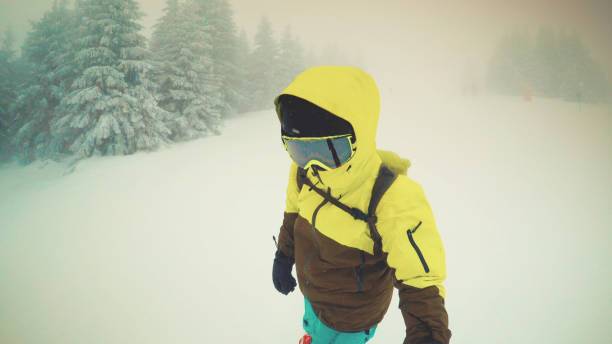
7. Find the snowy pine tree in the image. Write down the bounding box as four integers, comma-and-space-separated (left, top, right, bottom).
533, 28, 561, 98
11, 0, 76, 161
276, 25, 305, 93
234, 28, 252, 113
195, 0, 240, 117
52, 0, 170, 158
248, 17, 279, 111
487, 28, 609, 102
0, 29, 17, 160
556, 32, 609, 102
150, 0, 222, 140
486, 31, 534, 96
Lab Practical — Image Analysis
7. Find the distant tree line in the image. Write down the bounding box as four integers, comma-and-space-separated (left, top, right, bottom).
487, 28, 610, 103
0, 0, 346, 163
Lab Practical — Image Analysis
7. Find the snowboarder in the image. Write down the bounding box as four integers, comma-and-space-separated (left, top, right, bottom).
272, 66, 451, 344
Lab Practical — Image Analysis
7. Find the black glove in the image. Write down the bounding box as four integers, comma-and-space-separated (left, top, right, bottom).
272, 250, 297, 295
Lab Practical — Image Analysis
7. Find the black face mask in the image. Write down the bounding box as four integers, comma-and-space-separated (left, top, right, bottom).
276, 94, 356, 143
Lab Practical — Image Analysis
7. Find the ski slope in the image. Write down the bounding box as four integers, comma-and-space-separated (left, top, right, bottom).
0, 95, 611, 343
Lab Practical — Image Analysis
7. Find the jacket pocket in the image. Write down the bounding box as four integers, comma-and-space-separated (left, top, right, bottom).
406, 221, 430, 273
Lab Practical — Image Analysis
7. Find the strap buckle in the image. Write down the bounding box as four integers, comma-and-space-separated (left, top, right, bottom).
349, 207, 368, 221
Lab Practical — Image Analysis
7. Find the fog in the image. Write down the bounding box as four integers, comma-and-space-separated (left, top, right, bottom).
1, 0, 611, 343
2, 0, 612, 84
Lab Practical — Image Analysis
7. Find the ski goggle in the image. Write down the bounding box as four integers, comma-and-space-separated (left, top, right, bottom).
282, 134, 355, 170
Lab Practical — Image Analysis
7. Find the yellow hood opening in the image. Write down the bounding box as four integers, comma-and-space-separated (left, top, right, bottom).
275, 66, 410, 189
275, 66, 380, 159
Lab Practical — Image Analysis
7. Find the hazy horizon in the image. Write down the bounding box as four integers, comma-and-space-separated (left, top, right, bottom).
1, 0, 611, 90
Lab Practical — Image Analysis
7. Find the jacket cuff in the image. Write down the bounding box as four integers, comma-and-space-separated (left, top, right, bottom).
275, 249, 295, 265
398, 284, 451, 344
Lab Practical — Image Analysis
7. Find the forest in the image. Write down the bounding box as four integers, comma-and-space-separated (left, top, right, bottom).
487, 28, 609, 103
0, 0, 336, 163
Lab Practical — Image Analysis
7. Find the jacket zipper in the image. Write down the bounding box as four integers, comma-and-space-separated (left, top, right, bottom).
406, 221, 430, 273
354, 252, 365, 292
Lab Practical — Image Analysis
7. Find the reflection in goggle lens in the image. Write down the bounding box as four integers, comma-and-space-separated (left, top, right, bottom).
283, 135, 354, 170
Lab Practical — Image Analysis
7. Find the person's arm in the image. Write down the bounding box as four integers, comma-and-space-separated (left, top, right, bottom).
272, 163, 300, 295
276, 163, 300, 258
377, 177, 451, 344
277, 212, 298, 257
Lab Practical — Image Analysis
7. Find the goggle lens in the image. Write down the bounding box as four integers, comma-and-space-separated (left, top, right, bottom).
282, 135, 354, 170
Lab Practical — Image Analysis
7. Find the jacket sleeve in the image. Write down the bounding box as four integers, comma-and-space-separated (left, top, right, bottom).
277, 163, 300, 259
376, 176, 451, 344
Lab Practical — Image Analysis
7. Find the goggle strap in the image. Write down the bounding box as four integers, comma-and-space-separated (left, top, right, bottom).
326, 138, 342, 168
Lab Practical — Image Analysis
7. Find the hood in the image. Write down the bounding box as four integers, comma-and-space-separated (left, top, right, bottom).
275, 66, 409, 192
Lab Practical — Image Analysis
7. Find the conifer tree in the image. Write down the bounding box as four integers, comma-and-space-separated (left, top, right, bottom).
150, 0, 222, 140
486, 31, 534, 96
0, 29, 17, 160
149, 0, 181, 55
276, 25, 305, 92
195, 0, 239, 117
12, 0, 76, 161
234, 28, 252, 113
52, 0, 170, 158
533, 28, 560, 97
248, 16, 279, 111
556, 32, 608, 102
487, 28, 609, 102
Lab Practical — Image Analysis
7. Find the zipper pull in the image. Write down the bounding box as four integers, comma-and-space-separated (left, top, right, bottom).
272, 235, 279, 249
311, 167, 324, 185
409, 220, 423, 234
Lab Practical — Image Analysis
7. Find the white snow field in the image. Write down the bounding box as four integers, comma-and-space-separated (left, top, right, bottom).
0, 95, 611, 344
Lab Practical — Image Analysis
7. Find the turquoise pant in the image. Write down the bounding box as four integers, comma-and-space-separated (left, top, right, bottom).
302, 298, 377, 344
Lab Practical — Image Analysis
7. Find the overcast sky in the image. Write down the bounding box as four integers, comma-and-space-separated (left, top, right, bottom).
1, 0, 611, 91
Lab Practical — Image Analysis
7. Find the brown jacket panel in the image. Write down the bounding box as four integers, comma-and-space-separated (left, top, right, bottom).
276, 213, 450, 343
293, 215, 394, 332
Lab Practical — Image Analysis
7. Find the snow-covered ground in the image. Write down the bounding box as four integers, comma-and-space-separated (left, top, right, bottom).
0, 95, 611, 343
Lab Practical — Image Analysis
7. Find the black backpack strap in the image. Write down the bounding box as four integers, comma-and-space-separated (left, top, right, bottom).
368, 165, 398, 216
299, 173, 369, 222
296, 167, 307, 191
367, 165, 398, 256
295, 164, 397, 256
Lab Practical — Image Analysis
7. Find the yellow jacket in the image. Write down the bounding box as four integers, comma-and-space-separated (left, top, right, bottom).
275, 66, 451, 343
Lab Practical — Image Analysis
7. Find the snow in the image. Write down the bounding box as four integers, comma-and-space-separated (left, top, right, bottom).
0, 95, 611, 343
